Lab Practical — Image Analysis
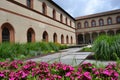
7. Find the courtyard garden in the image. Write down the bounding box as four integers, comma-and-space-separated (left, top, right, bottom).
0, 35, 120, 80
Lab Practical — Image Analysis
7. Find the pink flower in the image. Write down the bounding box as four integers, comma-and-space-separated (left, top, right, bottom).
103, 70, 111, 76
9, 77, 15, 80
0, 72, 5, 78
83, 72, 92, 80
65, 72, 71, 77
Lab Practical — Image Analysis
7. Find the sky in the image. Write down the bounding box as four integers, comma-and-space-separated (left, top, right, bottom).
53, 0, 120, 17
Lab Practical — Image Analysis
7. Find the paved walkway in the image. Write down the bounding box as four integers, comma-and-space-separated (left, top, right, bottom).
28, 48, 92, 66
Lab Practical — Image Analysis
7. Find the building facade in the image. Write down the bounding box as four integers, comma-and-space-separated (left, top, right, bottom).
76, 10, 120, 44
0, 0, 120, 45
0, 0, 76, 44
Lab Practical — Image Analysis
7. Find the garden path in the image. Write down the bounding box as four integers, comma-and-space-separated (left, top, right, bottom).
28, 48, 92, 66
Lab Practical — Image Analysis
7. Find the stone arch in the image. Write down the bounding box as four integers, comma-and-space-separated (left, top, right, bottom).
27, 28, 35, 42
42, 31, 48, 42
1, 22, 15, 43
61, 34, 64, 44
77, 34, 83, 44
84, 33, 90, 44
53, 33, 57, 43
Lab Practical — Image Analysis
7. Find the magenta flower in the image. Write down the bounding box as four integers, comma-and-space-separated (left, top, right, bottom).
83, 72, 92, 80
65, 72, 71, 77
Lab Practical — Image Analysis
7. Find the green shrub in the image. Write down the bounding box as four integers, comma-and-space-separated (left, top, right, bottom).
0, 42, 68, 61
93, 35, 120, 61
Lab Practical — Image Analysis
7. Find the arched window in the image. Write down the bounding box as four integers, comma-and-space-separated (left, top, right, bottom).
2, 27, 10, 42
43, 31, 48, 42
26, 0, 33, 8
84, 21, 89, 28
77, 22, 81, 29
71, 36, 73, 44
27, 28, 35, 42
99, 19, 104, 26
53, 9, 56, 19
1, 23, 15, 43
42, 2, 47, 15
66, 17, 68, 25
53, 33, 57, 43
66, 35, 69, 44
61, 35, 64, 44
107, 17, 112, 25
116, 16, 120, 23
60, 14, 63, 22
91, 20, 96, 27
70, 20, 72, 27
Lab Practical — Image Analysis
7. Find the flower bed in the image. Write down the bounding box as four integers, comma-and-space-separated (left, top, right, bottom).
0, 60, 119, 80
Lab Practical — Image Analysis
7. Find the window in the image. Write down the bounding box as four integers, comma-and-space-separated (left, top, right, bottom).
53, 9, 56, 19
27, 28, 35, 42
91, 20, 96, 27
60, 14, 63, 22
61, 35, 64, 44
42, 2, 47, 15
71, 36, 73, 44
66, 35, 69, 44
53, 33, 57, 43
1, 23, 15, 43
27, 0, 33, 8
2, 27, 10, 42
70, 20, 72, 27
43, 31, 48, 42
77, 22, 81, 29
99, 19, 104, 26
66, 17, 68, 25
117, 16, 120, 23
84, 21, 89, 28
107, 17, 112, 25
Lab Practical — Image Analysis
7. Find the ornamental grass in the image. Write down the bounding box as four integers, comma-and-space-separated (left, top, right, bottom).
93, 34, 120, 61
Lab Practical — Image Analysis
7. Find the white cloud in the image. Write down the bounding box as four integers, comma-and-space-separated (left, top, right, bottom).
83, 0, 106, 15
53, 0, 120, 17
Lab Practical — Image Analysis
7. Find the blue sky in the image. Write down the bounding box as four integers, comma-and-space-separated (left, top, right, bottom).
53, 0, 120, 17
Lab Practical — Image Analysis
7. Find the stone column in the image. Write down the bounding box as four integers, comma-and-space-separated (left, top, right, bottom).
105, 30, 108, 35
113, 29, 117, 35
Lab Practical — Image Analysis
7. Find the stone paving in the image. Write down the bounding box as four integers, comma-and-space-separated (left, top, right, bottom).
28, 48, 92, 66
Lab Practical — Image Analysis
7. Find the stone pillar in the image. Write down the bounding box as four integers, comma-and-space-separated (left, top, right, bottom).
113, 29, 117, 35
105, 30, 108, 35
